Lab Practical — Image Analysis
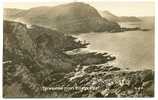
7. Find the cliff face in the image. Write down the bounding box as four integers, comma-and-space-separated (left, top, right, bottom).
3, 21, 154, 97
3, 20, 114, 97
3, 20, 84, 97
4, 2, 121, 33
3, 20, 80, 72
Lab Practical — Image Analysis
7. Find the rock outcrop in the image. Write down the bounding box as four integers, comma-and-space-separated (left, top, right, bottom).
41, 64, 154, 97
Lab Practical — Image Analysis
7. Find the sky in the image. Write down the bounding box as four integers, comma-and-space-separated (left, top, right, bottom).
4, 0, 155, 16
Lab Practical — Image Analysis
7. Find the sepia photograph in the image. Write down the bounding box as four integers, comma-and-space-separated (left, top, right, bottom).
3, 0, 155, 98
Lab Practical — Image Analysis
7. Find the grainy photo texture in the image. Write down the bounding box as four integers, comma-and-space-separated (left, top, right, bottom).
3, 0, 154, 98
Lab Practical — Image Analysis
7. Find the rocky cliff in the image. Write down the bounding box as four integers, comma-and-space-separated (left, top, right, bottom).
3, 20, 88, 97
3, 20, 154, 97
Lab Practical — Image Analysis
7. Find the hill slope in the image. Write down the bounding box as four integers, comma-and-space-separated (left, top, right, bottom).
4, 8, 25, 20
100, 10, 119, 22
4, 2, 121, 33
100, 11, 141, 22
118, 16, 141, 22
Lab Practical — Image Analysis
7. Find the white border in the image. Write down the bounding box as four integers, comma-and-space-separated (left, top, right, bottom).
4, 0, 155, 3
0, 0, 4, 99
154, 0, 158, 99
0, 0, 157, 100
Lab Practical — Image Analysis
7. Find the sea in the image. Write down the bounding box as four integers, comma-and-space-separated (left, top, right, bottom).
73, 20, 154, 70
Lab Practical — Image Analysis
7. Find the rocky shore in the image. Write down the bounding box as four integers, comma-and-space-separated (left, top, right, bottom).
3, 20, 154, 97
42, 65, 154, 97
